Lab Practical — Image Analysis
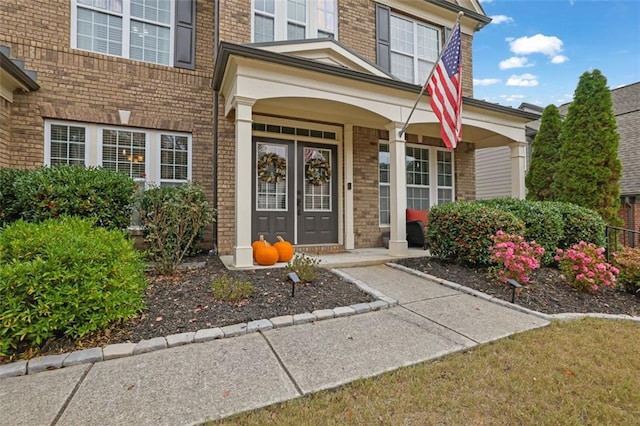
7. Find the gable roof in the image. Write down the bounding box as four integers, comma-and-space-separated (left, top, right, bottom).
213, 41, 540, 121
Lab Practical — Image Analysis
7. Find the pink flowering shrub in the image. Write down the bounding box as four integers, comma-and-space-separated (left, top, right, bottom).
611, 247, 640, 294
554, 241, 619, 293
489, 231, 544, 284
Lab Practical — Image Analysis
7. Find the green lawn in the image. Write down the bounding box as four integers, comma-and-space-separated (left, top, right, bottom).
212, 318, 640, 425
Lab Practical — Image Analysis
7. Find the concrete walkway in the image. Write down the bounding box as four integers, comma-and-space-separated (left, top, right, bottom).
0, 264, 549, 426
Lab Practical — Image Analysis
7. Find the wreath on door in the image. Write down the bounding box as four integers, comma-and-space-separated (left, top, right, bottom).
306, 156, 331, 186
257, 152, 286, 183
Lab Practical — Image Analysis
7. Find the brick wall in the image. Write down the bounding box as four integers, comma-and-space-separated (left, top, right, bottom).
338, 0, 377, 63
353, 126, 383, 248
216, 102, 236, 255
218, 0, 251, 44
0, 97, 10, 167
462, 33, 473, 97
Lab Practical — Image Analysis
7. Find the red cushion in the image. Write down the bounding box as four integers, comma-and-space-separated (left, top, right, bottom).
406, 208, 428, 224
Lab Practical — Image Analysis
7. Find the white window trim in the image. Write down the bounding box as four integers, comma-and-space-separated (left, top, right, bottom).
378, 141, 455, 226
156, 132, 193, 186
390, 13, 440, 84
251, 0, 338, 43
44, 120, 192, 188
70, 0, 175, 66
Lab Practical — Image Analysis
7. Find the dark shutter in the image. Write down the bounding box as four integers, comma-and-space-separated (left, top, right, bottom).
444, 27, 452, 48
174, 0, 196, 70
375, 4, 390, 72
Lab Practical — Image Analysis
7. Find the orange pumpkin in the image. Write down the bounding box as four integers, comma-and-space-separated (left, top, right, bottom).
254, 239, 279, 266
273, 236, 294, 262
251, 235, 270, 260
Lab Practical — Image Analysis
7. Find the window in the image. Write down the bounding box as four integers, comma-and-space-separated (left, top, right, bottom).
73, 0, 173, 66
252, 0, 337, 42
48, 124, 88, 166
378, 142, 454, 226
45, 121, 191, 186
390, 14, 440, 84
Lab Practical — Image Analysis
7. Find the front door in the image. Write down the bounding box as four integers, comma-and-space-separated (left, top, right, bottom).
252, 138, 338, 245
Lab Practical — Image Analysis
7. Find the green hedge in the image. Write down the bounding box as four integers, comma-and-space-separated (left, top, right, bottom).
475, 198, 564, 265
139, 183, 215, 274
8, 165, 136, 229
0, 217, 146, 356
427, 201, 525, 266
0, 168, 28, 227
548, 202, 606, 249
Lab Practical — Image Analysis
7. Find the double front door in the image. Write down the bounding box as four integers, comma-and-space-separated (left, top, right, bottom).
252, 138, 338, 245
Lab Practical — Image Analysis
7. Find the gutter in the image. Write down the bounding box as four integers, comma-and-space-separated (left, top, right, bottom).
213, 42, 541, 121
211, 0, 220, 255
0, 47, 40, 91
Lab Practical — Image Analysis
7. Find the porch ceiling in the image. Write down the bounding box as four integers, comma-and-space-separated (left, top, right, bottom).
253, 97, 390, 129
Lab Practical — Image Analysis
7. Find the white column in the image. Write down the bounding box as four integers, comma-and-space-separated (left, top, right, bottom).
386, 122, 408, 256
510, 141, 527, 199
344, 124, 355, 250
233, 97, 256, 267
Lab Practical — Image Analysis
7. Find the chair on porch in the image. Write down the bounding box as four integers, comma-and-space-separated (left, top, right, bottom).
382, 209, 429, 250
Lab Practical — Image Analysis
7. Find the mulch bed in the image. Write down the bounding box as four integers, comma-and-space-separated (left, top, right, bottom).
394, 257, 640, 317
14, 255, 375, 361
5, 254, 640, 363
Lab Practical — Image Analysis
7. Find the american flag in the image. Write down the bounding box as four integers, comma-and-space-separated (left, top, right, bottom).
426, 21, 462, 150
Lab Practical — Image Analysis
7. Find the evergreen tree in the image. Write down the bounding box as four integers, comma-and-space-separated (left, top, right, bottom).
552, 70, 622, 225
525, 104, 562, 200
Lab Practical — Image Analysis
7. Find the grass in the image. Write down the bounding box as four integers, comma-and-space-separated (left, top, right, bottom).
211, 318, 640, 425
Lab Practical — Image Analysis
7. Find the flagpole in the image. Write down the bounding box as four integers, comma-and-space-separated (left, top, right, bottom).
399, 11, 464, 138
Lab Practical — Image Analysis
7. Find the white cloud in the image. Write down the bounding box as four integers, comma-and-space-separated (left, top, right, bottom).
473, 78, 502, 86
551, 55, 568, 64
499, 56, 534, 70
499, 94, 526, 103
509, 34, 564, 57
491, 15, 514, 24
479, 0, 494, 3
506, 73, 539, 87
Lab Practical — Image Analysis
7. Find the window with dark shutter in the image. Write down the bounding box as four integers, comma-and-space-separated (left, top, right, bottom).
376, 4, 391, 72
175, 0, 196, 70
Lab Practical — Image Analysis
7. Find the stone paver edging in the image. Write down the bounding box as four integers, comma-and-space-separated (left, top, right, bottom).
387, 262, 640, 324
0, 273, 397, 380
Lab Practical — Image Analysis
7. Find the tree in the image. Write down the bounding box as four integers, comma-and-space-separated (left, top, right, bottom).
552, 70, 622, 226
525, 104, 562, 201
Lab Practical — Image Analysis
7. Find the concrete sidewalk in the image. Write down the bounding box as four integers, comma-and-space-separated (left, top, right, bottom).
0, 264, 549, 426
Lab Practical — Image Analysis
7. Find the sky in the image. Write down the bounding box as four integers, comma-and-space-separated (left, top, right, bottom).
472, 0, 640, 108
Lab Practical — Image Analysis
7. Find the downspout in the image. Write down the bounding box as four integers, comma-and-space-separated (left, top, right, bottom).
211, 0, 220, 255
625, 196, 634, 248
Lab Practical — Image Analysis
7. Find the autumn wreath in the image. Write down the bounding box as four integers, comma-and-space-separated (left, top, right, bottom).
257, 152, 286, 183
306, 156, 331, 185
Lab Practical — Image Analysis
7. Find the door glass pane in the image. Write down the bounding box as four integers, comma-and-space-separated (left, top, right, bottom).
303, 147, 331, 211
256, 143, 287, 211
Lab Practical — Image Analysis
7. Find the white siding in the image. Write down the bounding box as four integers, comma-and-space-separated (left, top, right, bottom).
475, 146, 512, 199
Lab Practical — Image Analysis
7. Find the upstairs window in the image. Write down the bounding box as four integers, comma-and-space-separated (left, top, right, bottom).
252, 0, 337, 42
389, 14, 440, 84
72, 0, 174, 66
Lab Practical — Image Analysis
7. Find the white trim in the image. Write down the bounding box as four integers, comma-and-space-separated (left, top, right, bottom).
70, 0, 174, 66
44, 120, 192, 187
251, 0, 338, 43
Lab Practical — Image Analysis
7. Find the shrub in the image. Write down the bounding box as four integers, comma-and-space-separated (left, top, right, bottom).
548, 202, 606, 249
525, 104, 563, 201
0, 217, 146, 356
139, 183, 215, 274
489, 231, 544, 284
0, 167, 28, 227
211, 275, 254, 301
284, 253, 321, 283
476, 198, 563, 265
12, 165, 136, 229
555, 241, 618, 293
427, 201, 525, 266
611, 247, 640, 294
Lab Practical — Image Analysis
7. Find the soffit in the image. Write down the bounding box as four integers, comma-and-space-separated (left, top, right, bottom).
252, 39, 393, 79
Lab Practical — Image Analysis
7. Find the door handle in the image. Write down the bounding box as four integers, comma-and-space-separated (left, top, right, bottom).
297, 190, 301, 216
